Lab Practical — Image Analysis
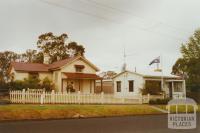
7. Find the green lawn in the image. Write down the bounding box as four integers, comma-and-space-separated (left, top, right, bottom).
0, 104, 162, 121
155, 105, 200, 113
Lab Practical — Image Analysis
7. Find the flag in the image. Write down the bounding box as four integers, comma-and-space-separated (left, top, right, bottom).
149, 56, 160, 65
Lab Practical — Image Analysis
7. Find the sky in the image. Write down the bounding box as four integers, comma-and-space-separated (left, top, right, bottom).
0, 0, 200, 74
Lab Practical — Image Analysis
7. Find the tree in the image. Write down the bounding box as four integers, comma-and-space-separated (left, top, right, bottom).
37, 32, 85, 63
172, 58, 187, 77
17, 49, 38, 63
67, 42, 85, 57
0, 51, 19, 82
172, 29, 200, 91
99, 71, 117, 79
34, 51, 44, 63
37, 32, 69, 63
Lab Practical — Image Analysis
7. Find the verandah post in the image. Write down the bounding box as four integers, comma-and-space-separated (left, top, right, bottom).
162, 92, 165, 99
78, 91, 81, 104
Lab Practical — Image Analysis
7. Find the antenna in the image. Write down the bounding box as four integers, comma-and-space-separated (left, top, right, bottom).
123, 46, 126, 64
122, 46, 127, 72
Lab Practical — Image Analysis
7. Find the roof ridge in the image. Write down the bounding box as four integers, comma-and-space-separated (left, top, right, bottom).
11, 61, 49, 66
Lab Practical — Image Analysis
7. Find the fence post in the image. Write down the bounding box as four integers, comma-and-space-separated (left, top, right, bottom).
140, 93, 143, 104
101, 92, 104, 104
78, 91, 81, 104
22, 89, 25, 104
40, 91, 45, 105
147, 93, 150, 103
9, 90, 12, 103
51, 90, 55, 104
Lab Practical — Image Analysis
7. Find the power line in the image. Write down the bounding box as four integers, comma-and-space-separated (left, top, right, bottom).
85, 0, 192, 34
78, 0, 187, 41
39, 0, 187, 41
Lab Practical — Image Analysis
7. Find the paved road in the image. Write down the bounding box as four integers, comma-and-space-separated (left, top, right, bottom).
0, 114, 199, 133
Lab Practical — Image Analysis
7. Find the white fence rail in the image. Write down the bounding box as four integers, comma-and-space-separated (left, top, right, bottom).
9, 89, 164, 104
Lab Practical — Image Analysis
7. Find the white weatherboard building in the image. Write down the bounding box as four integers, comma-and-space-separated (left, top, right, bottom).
112, 70, 186, 99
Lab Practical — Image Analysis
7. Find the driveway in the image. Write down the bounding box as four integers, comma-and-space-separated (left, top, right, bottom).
0, 114, 199, 133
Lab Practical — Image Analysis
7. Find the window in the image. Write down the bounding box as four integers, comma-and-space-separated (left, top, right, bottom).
129, 80, 134, 92
76, 67, 83, 72
174, 82, 182, 92
75, 65, 84, 72
116, 81, 121, 92
29, 73, 39, 79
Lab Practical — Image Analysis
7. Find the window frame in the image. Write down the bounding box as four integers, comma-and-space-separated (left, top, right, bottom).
128, 80, 134, 92
28, 72, 39, 79
116, 81, 121, 92
75, 67, 83, 72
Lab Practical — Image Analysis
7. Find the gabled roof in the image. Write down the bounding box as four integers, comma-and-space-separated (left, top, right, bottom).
141, 71, 181, 79
10, 55, 100, 73
112, 70, 181, 79
49, 56, 78, 70
112, 70, 143, 79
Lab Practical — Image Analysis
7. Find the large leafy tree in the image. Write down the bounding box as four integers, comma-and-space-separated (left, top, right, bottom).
37, 32, 68, 63
172, 58, 187, 77
0, 51, 19, 82
37, 32, 85, 63
20, 49, 37, 63
172, 29, 200, 91
67, 42, 85, 57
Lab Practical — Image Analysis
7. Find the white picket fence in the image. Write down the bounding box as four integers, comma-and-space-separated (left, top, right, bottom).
9, 89, 164, 104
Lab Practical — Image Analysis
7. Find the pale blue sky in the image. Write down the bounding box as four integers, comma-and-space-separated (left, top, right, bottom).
0, 0, 200, 74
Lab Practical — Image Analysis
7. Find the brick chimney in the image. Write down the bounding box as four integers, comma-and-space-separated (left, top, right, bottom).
43, 53, 50, 64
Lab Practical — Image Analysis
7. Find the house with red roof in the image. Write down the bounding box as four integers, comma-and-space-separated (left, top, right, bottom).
9, 55, 102, 93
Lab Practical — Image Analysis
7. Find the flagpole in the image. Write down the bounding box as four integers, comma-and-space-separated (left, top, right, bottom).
161, 55, 164, 96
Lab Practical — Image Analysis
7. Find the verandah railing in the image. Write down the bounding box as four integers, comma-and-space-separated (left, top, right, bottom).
9, 89, 164, 104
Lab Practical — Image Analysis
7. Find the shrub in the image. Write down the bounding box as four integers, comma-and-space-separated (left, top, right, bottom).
41, 77, 55, 91
9, 77, 55, 91
187, 91, 200, 104
149, 98, 170, 105
0, 81, 9, 90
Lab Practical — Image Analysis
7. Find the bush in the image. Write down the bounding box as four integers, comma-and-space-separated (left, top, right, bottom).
149, 98, 170, 105
187, 91, 200, 104
41, 77, 55, 91
9, 77, 55, 91
0, 81, 9, 90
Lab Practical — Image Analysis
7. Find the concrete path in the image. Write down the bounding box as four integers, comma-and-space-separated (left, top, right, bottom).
150, 105, 168, 113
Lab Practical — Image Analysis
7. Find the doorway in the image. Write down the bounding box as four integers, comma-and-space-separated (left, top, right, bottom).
168, 82, 173, 98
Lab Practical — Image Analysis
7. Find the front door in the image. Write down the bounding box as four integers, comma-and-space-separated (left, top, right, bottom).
66, 80, 75, 93
168, 82, 173, 98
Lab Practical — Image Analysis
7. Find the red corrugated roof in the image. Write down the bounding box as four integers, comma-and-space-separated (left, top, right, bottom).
64, 72, 102, 79
10, 56, 99, 72
10, 57, 77, 72
49, 56, 77, 69
11, 62, 49, 72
